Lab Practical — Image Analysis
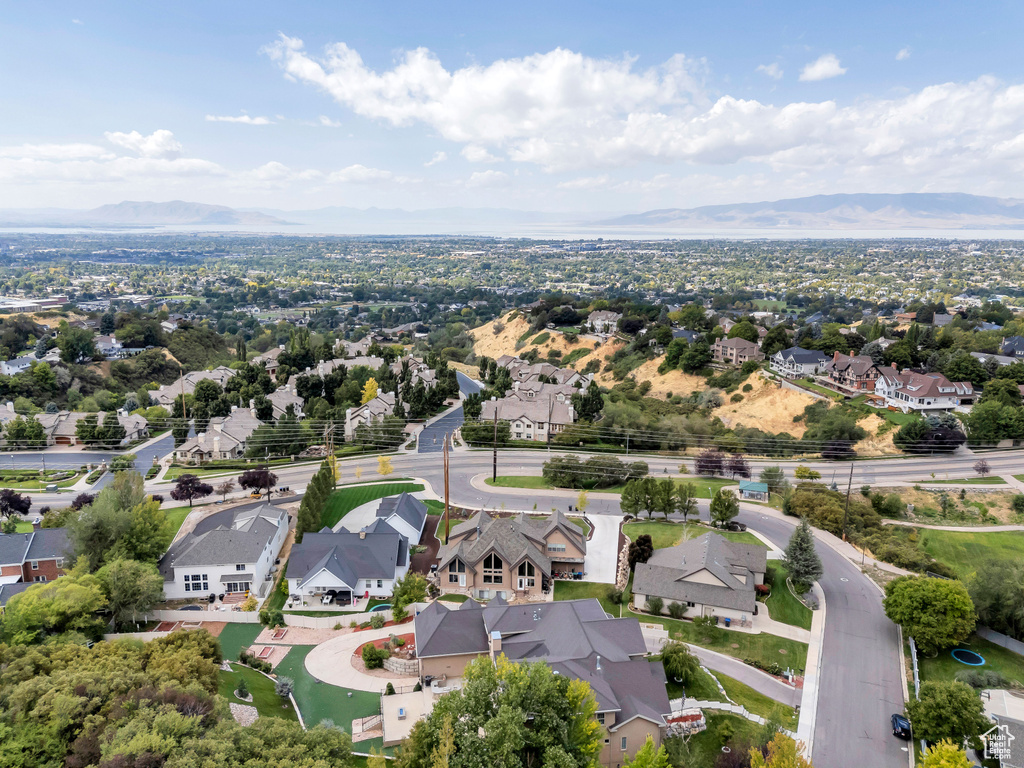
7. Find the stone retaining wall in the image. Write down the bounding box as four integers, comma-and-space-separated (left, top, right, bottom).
383, 656, 419, 675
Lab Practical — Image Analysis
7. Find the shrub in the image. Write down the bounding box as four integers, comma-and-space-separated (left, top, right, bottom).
956, 669, 1010, 689
259, 608, 284, 628
742, 383, 753, 392
1012, 494, 1024, 514
361, 643, 390, 669
240, 595, 258, 612
235, 677, 249, 698
413, 682, 422, 692
275, 676, 295, 698
667, 601, 686, 619
730, 393, 744, 403
370, 613, 386, 629
645, 596, 664, 615
384, 682, 396, 695
608, 588, 624, 605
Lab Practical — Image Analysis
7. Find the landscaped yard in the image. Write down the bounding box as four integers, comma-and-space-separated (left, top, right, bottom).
916, 529, 1024, 578
623, 520, 763, 549
763, 562, 813, 631
219, 662, 297, 721
215, 623, 263, 662
662, 661, 721, 701
918, 633, 1024, 687
552, 580, 621, 616
920, 476, 1007, 485
321, 482, 425, 529
485, 475, 737, 498
162, 507, 190, 543
716, 671, 797, 728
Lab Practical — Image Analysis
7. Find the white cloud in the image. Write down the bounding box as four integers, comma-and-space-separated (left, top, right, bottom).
104, 129, 183, 159
466, 170, 509, 188
424, 151, 447, 167
756, 63, 783, 80
72, 18, 83, 25
205, 114, 273, 125
461, 145, 501, 163
319, 115, 342, 127
799, 54, 847, 82
0, 143, 112, 160
896, 48, 911, 61
557, 174, 610, 190
328, 164, 394, 183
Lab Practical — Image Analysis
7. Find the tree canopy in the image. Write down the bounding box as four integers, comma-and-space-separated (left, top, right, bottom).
883, 576, 976, 655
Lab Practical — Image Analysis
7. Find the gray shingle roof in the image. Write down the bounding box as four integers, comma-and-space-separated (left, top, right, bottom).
633, 533, 766, 614
775, 346, 829, 365
376, 493, 427, 534
286, 529, 407, 588
0, 581, 33, 607
0, 533, 33, 567
439, 511, 585, 575
159, 504, 285, 578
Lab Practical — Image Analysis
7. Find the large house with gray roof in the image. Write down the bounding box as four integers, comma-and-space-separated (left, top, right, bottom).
414, 597, 671, 765
632, 533, 766, 622
770, 346, 830, 378
372, 492, 428, 543
159, 503, 288, 600
286, 526, 410, 603
436, 510, 586, 600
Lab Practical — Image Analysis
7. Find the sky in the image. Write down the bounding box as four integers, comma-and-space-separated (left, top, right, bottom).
3, 1, 1024, 214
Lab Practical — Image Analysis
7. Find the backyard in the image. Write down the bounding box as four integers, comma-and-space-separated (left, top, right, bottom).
763, 562, 813, 631
321, 481, 425, 529
218, 662, 298, 721
918, 634, 1024, 688
623, 520, 763, 549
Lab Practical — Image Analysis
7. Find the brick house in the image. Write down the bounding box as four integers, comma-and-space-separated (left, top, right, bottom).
0, 528, 71, 585
825, 352, 883, 394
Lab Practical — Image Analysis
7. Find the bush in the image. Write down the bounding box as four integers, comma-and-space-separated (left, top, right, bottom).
1013, 495, 1024, 514
370, 613, 386, 629
413, 682, 422, 692
259, 608, 284, 628
361, 643, 390, 669
275, 676, 295, 698
384, 682, 396, 695
235, 677, 249, 698
742, 383, 753, 392
730, 393, 743, 403
608, 588, 624, 605
667, 601, 686, 619
645, 596, 664, 615
956, 669, 1010, 689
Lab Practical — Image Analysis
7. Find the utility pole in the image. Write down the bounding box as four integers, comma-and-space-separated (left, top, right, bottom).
842, 462, 854, 542
492, 410, 498, 482
443, 431, 450, 545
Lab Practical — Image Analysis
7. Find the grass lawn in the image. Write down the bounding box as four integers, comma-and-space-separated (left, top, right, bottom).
916, 529, 1024, 578
486, 475, 737, 498
796, 379, 843, 400
487, 475, 552, 490
14, 521, 33, 533
662, 661, 721, 702
763, 562, 813, 631
437, 594, 471, 603
274, 645, 382, 736
216, 623, 263, 662
322, 482, 424, 529
687, 713, 761, 761
623, 521, 763, 549
918, 633, 1024, 687
920, 476, 1007, 485
553, 580, 621, 616
162, 507, 190, 543
716, 671, 797, 728
0, 471, 82, 489
219, 662, 297, 721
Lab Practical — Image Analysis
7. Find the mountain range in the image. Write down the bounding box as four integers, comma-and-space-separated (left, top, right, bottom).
2, 193, 1024, 233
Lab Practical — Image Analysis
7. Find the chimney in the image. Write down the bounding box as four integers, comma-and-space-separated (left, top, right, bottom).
489, 630, 502, 661
359, 530, 366, 540
595, 655, 601, 672
213, 436, 220, 455
231, 405, 237, 412
279, 344, 285, 350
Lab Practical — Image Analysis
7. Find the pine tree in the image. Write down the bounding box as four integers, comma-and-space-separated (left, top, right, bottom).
784, 517, 823, 588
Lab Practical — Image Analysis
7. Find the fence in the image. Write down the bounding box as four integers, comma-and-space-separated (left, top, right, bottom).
104, 630, 170, 642
151, 609, 261, 623
777, 377, 834, 402
282, 602, 429, 630
675, 698, 796, 738
976, 626, 1024, 656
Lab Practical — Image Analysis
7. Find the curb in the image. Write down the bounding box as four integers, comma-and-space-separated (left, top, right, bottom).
795, 580, 826, 757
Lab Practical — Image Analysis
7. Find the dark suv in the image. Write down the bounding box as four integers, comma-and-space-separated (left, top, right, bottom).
891, 713, 911, 740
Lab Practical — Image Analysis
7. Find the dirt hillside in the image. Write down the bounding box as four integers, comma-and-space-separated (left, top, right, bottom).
470, 313, 623, 371
853, 414, 899, 455
601, 355, 707, 395
713, 374, 817, 438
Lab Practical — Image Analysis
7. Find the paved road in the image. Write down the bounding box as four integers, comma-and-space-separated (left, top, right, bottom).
417, 372, 483, 454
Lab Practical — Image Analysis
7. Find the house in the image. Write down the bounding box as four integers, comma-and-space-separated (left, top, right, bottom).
174, 407, 262, 463
738, 480, 769, 502
971, 351, 1017, 368
0, 354, 36, 377
435, 510, 586, 599
152, 366, 237, 408
1001, 336, 1024, 359
345, 392, 405, 441
252, 345, 287, 377
373, 492, 428, 543
873, 369, 974, 413
159, 503, 288, 599
711, 337, 763, 365
479, 396, 576, 442
412, 598, 671, 764
895, 312, 917, 324
267, 385, 304, 420
94, 335, 123, 358
770, 347, 829, 379
34, 410, 149, 447
932, 313, 955, 328
671, 328, 702, 343
286, 524, 410, 602
824, 352, 883, 394
587, 310, 622, 334
0, 528, 71, 584
632, 533, 766, 622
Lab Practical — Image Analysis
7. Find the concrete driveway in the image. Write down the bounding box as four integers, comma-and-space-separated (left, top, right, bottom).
582, 513, 620, 584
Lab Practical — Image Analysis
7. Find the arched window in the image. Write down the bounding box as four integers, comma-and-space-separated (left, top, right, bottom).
517, 561, 536, 587
483, 553, 503, 584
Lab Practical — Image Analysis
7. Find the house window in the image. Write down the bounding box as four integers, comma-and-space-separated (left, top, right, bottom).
483, 553, 504, 584
449, 558, 466, 583
596, 713, 606, 725
235, 564, 246, 571
687, 601, 696, 608
620, 737, 628, 751
55, 558, 64, 569
30, 561, 39, 570
377, 579, 383, 589
517, 561, 536, 587
34, 575, 47, 583
547, 543, 567, 553
185, 574, 209, 593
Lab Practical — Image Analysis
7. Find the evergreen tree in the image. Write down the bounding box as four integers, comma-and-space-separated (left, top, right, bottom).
784, 517, 823, 588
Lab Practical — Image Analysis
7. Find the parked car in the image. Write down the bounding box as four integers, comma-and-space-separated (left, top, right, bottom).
249, 491, 263, 499
891, 713, 911, 740
726, 522, 748, 532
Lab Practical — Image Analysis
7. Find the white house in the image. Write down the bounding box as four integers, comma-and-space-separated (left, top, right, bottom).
770, 347, 830, 379
0, 355, 36, 377
372, 493, 428, 544
344, 392, 403, 441
873, 369, 974, 413
94, 335, 123, 359
587, 310, 622, 334
158, 504, 288, 600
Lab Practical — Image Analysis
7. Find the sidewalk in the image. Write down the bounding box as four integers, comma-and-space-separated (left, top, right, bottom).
303, 625, 418, 693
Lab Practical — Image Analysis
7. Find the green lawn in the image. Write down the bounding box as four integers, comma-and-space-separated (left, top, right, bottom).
662, 660, 721, 702
14, 521, 33, 533
321, 482, 425, 529
623, 521, 763, 549
437, 593, 471, 604
716, 671, 798, 729
162, 507, 190, 543
916, 529, 1024, 579
219, 662, 297, 721
686, 713, 761, 763
0, 471, 82, 489
763, 562, 813, 631
919, 634, 1024, 687
553, 580, 621, 616
216, 624, 263, 662
274, 645, 382, 739
487, 475, 552, 490
919, 477, 1007, 485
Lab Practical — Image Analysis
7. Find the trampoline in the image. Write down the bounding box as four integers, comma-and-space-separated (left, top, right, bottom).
951, 648, 985, 666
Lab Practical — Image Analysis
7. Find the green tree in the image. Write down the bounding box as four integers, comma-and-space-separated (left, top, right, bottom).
883, 576, 976, 655
673, 482, 698, 523
620, 479, 644, 519
75, 413, 99, 445
296, 461, 334, 542
628, 533, 654, 570
56, 325, 96, 363
4, 415, 46, 448
761, 325, 791, 357
681, 342, 712, 373
660, 641, 700, 686
784, 517, 823, 589
749, 733, 813, 768
0, 567, 107, 644
654, 478, 675, 519
623, 736, 669, 768
97, 558, 165, 628
392, 572, 428, 621
96, 410, 126, 447
759, 466, 788, 494
921, 740, 972, 768
968, 561, 1024, 639
980, 377, 1023, 408
710, 489, 739, 528
905, 680, 988, 745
